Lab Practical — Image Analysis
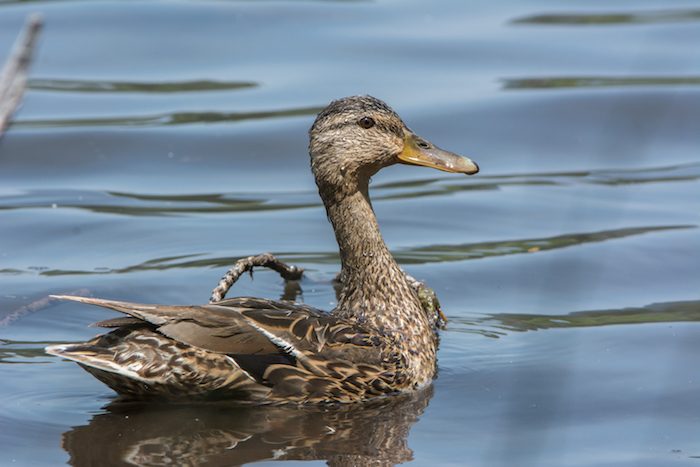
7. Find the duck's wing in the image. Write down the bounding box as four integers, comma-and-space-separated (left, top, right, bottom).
48, 295, 393, 402
52, 295, 383, 361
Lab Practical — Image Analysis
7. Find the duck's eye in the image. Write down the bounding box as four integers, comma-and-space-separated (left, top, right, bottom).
358, 117, 375, 129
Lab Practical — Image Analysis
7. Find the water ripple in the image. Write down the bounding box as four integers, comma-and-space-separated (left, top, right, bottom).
24, 224, 693, 276
395, 225, 695, 264
512, 9, 700, 26
451, 300, 700, 338
1, 163, 697, 216
0, 339, 57, 364
28, 78, 257, 93
503, 76, 700, 91
13, 106, 322, 129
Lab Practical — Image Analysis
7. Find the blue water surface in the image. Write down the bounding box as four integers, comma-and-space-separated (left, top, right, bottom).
1, 0, 699, 465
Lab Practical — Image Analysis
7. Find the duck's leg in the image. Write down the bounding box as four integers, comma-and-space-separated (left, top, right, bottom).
209, 253, 304, 303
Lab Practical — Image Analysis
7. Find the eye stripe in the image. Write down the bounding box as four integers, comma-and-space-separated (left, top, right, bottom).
377, 121, 404, 137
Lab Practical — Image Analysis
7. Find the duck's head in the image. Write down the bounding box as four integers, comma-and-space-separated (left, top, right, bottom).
310, 95, 478, 194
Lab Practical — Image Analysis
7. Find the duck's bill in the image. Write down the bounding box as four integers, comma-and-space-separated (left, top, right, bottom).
398, 133, 479, 175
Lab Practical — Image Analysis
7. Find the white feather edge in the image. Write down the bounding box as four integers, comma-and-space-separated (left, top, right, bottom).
244, 320, 303, 359
46, 343, 257, 385
45, 343, 154, 383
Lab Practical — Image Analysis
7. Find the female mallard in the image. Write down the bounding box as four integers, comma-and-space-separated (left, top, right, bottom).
46, 96, 479, 403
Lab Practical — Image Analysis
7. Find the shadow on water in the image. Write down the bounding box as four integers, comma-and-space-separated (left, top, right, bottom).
61, 387, 433, 467
512, 8, 700, 26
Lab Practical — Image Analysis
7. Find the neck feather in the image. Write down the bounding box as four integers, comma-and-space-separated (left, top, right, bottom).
312, 157, 437, 388
319, 176, 426, 332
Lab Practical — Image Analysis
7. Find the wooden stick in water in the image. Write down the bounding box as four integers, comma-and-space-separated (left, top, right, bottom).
0, 14, 43, 138
209, 253, 304, 303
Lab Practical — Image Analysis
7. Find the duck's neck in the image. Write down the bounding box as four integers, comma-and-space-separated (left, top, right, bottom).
320, 179, 426, 333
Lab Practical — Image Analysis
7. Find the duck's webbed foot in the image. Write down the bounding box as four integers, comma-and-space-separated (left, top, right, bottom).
209, 253, 304, 303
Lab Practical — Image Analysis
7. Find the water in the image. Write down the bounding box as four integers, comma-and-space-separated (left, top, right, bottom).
1, 0, 699, 465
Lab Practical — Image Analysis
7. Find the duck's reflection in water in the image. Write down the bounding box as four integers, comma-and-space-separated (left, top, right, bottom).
62, 386, 433, 466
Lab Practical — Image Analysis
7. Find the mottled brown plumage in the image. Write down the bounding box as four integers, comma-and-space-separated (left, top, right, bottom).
46, 95, 479, 403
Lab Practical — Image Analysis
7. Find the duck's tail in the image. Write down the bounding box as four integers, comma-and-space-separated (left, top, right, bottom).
46, 327, 270, 400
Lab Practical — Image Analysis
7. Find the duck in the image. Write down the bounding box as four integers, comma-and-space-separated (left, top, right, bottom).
45, 96, 479, 404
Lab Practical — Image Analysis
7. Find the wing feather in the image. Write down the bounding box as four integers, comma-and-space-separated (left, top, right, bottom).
51, 295, 392, 399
